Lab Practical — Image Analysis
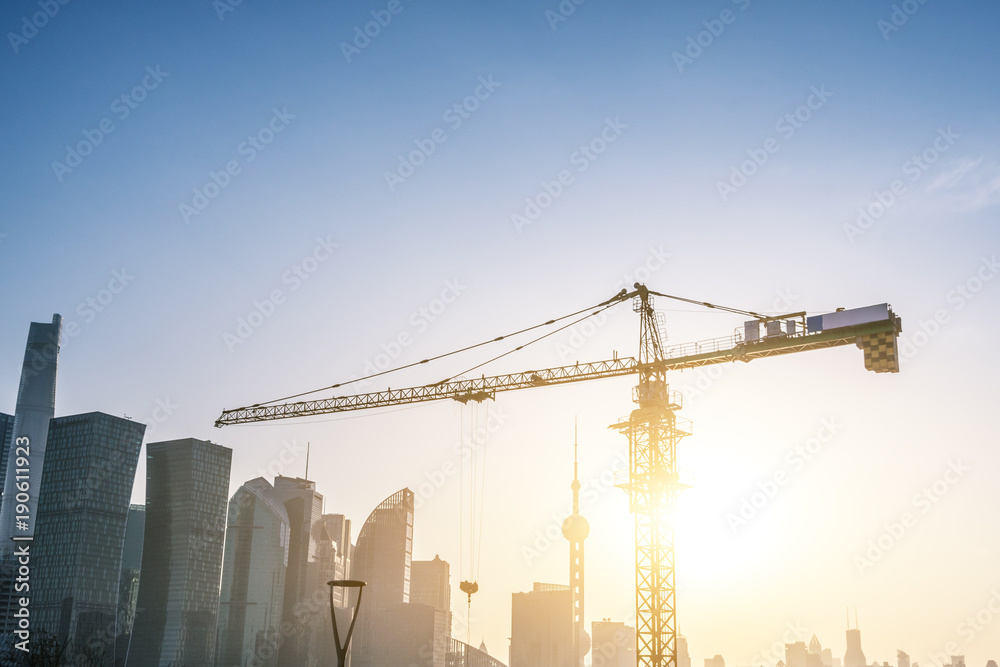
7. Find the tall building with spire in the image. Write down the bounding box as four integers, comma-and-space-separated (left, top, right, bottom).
271, 475, 324, 666
844, 612, 866, 667
677, 635, 691, 667
561, 422, 590, 667
0, 314, 62, 549
807, 634, 832, 667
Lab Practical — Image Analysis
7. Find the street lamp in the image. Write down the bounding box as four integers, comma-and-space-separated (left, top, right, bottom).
328, 579, 366, 667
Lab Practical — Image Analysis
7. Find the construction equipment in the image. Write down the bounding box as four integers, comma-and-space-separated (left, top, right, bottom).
216, 284, 901, 667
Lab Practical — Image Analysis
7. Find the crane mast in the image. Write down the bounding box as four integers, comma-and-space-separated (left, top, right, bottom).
215, 284, 901, 667
617, 285, 687, 667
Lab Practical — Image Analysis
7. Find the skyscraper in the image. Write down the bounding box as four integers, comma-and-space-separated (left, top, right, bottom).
786, 641, 808, 667
412, 555, 451, 619
843, 624, 866, 667
130, 438, 232, 667
0, 314, 61, 549
217, 477, 290, 667
31, 412, 145, 664
0, 412, 14, 501
116, 504, 145, 665
510, 582, 573, 667
271, 475, 324, 666
376, 602, 449, 667
412, 555, 453, 664
316, 512, 352, 607
897, 650, 911, 667
807, 635, 828, 667
677, 635, 691, 667
591, 620, 636, 667
351, 488, 415, 667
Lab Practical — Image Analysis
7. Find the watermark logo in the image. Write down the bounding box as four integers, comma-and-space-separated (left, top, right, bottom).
717, 85, 833, 202
853, 459, 968, 574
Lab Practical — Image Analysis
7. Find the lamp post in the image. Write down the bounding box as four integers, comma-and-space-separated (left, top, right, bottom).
328, 579, 366, 667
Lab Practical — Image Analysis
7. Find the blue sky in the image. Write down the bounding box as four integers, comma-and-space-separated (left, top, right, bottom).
2, 0, 1000, 664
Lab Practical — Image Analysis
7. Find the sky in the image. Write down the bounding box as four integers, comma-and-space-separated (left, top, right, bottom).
2, 0, 1000, 664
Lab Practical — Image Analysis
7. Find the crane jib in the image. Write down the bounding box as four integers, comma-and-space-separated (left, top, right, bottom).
214, 308, 900, 427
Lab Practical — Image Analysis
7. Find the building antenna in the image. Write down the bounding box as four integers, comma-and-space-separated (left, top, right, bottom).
305, 441, 310, 480
854, 607, 858, 629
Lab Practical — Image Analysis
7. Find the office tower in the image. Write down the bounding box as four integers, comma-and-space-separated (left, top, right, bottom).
116, 504, 145, 665
787, 642, 808, 667
705, 656, 725, 667
677, 635, 691, 667
317, 513, 352, 607
412, 555, 453, 664
375, 602, 449, 667
351, 488, 415, 667
271, 475, 324, 666
591, 620, 636, 667
0, 412, 13, 500
844, 625, 866, 667
898, 651, 910, 667
412, 555, 452, 630
130, 438, 232, 667
217, 477, 290, 667
562, 427, 589, 667
0, 314, 61, 549
31, 412, 145, 664
510, 582, 573, 667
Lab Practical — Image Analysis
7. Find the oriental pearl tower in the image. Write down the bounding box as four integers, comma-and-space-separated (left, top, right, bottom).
562, 421, 590, 667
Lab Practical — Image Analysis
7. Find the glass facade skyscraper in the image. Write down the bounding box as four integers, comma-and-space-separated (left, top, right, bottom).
0, 314, 61, 550
130, 438, 232, 667
350, 488, 415, 667
216, 477, 290, 667
0, 412, 14, 502
116, 504, 146, 665
271, 475, 324, 666
31, 412, 146, 664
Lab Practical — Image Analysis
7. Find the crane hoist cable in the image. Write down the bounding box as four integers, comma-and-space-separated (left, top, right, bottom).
432, 286, 777, 385
432, 298, 625, 386
459, 400, 488, 645
230, 285, 772, 411
646, 289, 765, 319
248, 290, 633, 407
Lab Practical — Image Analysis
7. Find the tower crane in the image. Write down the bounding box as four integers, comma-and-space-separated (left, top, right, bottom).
215, 284, 901, 667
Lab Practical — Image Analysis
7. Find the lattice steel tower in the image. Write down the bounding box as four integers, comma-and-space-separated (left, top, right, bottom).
612, 286, 690, 667
562, 421, 589, 667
